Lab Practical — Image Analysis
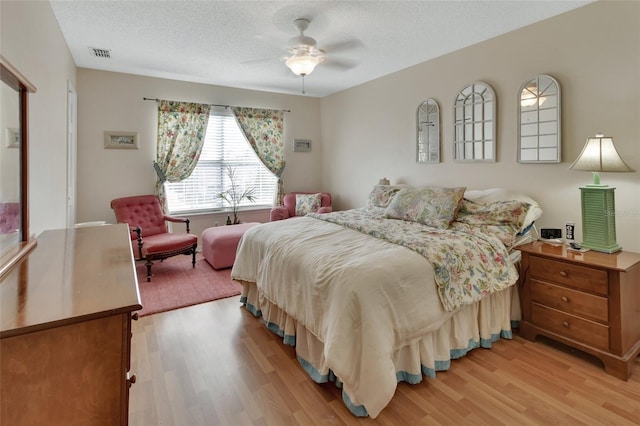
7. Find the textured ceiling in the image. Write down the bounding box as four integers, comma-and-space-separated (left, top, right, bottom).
49, 0, 591, 97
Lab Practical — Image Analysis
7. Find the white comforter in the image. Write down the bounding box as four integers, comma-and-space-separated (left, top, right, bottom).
231, 216, 457, 418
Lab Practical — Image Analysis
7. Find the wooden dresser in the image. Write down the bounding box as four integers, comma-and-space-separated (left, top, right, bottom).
518, 241, 640, 380
0, 224, 142, 425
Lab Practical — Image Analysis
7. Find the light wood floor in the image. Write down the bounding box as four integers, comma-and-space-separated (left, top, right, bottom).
129, 297, 640, 425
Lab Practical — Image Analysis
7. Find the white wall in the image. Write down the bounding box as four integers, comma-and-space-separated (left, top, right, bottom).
320, 1, 640, 252
0, 0, 77, 238
3, 1, 638, 254
76, 69, 322, 242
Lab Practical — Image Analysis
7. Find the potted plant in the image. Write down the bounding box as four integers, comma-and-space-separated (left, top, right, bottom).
217, 166, 256, 224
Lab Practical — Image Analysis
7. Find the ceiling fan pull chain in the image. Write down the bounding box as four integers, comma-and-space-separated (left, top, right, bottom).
302, 75, 306, 94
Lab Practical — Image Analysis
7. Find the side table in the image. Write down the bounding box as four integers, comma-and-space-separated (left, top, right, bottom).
518, 241, 640, 380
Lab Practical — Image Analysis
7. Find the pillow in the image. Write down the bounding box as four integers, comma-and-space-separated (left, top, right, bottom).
295, 193, 322, 216
463, 188, 543, 233
456, 199, 531, 229
367, 184, 407, 209
452, 199, 532, 249
384, 186, 466, 229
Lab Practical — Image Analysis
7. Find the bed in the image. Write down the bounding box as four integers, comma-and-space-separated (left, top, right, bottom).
231, 186, 542, 418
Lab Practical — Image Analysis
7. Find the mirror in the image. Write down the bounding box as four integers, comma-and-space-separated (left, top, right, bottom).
518, 74, 561, 163
453, 81, 496, 162
416, 98, 440, 163
0, 55, 36, 278
0, 76, 21, 255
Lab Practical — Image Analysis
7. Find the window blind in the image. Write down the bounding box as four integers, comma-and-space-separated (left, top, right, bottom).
165, 113, 277, 213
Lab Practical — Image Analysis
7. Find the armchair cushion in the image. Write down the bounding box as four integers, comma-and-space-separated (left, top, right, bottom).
140, 233, 198, 257
110, 194, 168, 240
270, 192, 332, 221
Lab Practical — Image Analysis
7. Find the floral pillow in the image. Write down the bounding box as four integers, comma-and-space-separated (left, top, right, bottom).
455, 199, 531, 228
453, 199, 533, 249
463, 188, 542, 234
367, 184, 407, 209
295, 193, 322, 216
384, 186, 466, 229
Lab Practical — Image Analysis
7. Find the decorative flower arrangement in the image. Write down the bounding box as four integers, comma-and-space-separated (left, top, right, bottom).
217, 166, 256, 224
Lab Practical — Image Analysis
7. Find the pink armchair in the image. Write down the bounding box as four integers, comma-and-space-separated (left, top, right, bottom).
111, 195, 197, 282
270, 192, 332, 221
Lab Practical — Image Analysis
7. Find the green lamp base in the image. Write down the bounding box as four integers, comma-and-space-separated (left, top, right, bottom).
580, 242, 622, 254
579, 186, 621, 253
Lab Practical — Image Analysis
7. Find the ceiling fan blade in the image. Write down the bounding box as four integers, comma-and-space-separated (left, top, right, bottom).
321, 37, 364, 54
240, 57, 281, 65
254, 33, 288, 50
240, 56, 287, 65
322, 58, 359, 71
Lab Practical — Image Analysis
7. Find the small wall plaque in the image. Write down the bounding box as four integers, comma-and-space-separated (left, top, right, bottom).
293, 139, 311, 152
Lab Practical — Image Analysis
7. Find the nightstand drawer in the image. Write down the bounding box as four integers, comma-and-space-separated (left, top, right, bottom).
529, 256, 608, 296
530, 279, 608, 322
531, 303, 609, 351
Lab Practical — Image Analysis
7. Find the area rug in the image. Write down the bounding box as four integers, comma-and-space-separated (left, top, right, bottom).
135, 254, 241, 317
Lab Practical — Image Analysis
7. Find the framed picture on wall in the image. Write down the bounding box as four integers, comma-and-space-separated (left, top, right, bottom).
104, 131, 139, 149
293, 139, 311, 152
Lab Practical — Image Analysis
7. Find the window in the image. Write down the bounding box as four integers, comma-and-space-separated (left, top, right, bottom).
165, 110, 277, 214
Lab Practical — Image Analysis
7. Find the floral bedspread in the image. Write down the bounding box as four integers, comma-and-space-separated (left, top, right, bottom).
308, 208, 518, 311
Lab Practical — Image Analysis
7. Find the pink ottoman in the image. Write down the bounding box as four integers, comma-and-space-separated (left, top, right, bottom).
201, 222, 260, 269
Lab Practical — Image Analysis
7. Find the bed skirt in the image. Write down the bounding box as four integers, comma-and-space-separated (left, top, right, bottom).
239, 280, 522, 417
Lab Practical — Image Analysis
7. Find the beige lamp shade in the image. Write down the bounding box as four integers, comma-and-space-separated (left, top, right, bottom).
570, 134, 634, 176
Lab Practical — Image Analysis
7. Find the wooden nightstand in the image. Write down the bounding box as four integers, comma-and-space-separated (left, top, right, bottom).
518, 241, 640, 380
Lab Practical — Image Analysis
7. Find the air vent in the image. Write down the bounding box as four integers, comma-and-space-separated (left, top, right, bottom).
89, 47, 111, 58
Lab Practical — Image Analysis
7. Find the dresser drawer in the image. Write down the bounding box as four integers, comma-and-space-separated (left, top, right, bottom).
530, 279, 608, 322
529, 256, 608, 296
531, 303, 609, 351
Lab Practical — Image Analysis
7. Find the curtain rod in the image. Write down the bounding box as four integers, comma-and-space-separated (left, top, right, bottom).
143, 97, 290, 112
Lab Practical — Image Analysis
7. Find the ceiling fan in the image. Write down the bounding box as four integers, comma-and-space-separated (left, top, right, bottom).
284, 18, 326, 77
250, 17, 362, 74
246, 17, 362, 93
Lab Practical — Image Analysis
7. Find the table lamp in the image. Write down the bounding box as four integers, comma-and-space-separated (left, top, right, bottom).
569, 133, 635, 253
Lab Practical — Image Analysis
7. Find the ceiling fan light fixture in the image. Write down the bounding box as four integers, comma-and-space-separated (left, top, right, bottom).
285, 53, 323, 76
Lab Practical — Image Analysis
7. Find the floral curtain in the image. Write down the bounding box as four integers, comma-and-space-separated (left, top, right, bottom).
231, 107, 286, 205
155, 100, 211, 210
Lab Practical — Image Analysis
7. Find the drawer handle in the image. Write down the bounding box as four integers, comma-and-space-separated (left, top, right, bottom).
562, 321, 569, 328
132, 312, 139, 321
559, 270, 568, 277
561, 296, 569, 303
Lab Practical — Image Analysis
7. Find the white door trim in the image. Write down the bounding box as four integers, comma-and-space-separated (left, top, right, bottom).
66, 80, 78, 228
